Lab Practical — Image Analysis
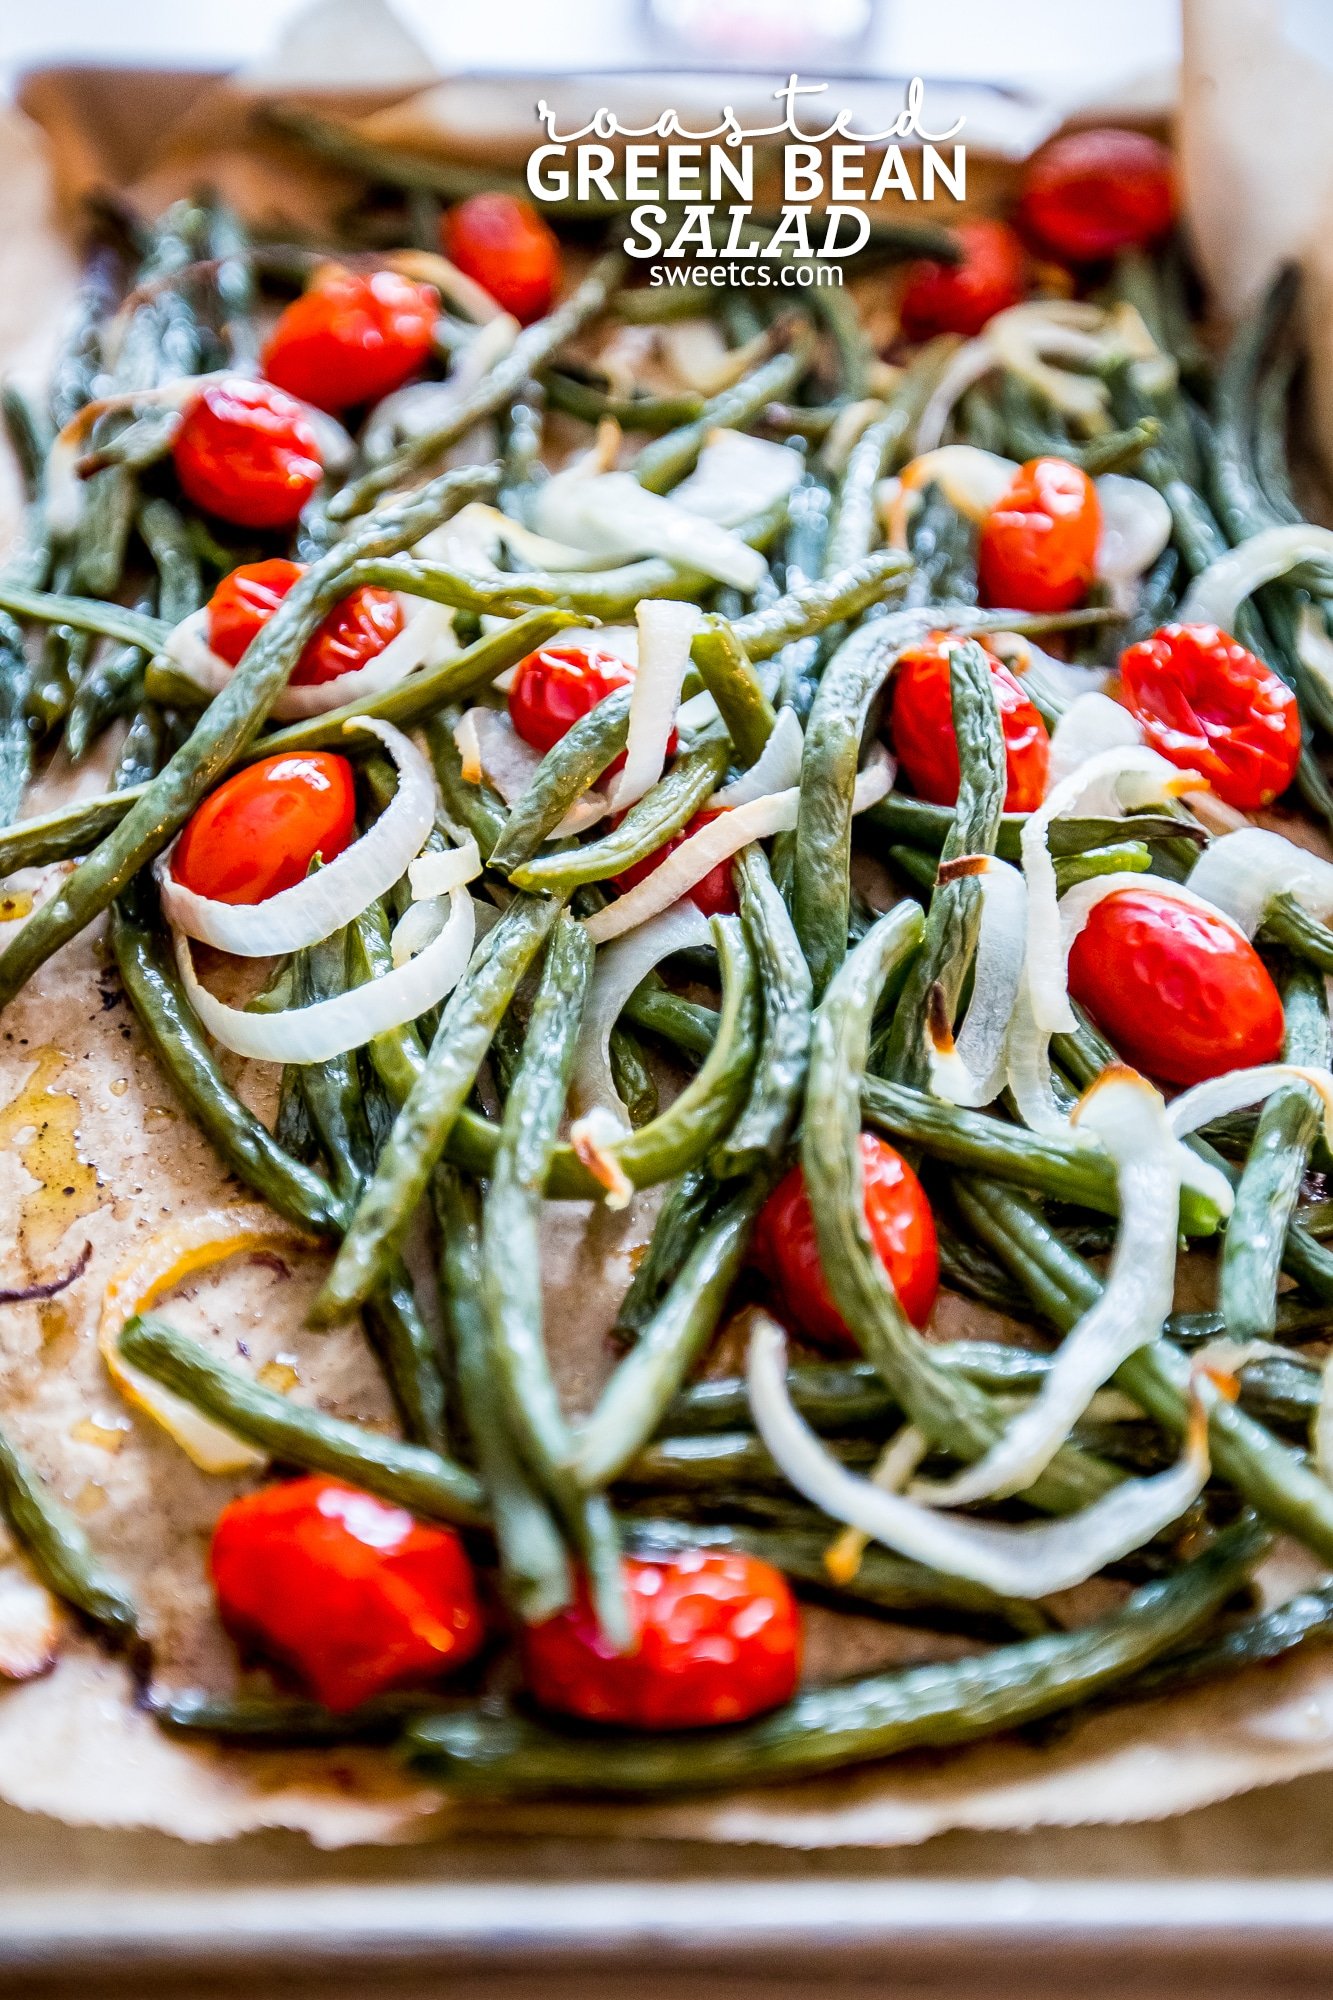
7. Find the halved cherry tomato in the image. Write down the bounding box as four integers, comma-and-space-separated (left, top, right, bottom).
889, 632, 1050, 812
206, 559, 404, 687
899, 218, 1027, 340
441, 193, 561, 324
978, 456, 1101, 614
1067, 888, 1284, 1088
262, 267, 438, 413
1019, 127, 1176, 264
508, 643, 637, 753
170, 751, 356, 905
211, 1476, 484, 1712
612, 808, 738, 917
755, 1136, 939, 1351
172, 377, 323, 530
521, 1551, 800, 1729
1118, 622, 1301, 812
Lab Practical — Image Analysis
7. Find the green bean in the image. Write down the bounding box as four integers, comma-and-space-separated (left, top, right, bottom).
824, 344, 951, 578
1263, 893, 1333, 973
151, 1688, 435, 1745
1050, 841, 1152, 892
119, 1315, 484, 1524
2, 384, 50, 499
0, 1421, 137, 1642
0, 464, 500, 1013
425, 713, 508, 860
138, 496, 203, 622
608, 1023, 657, 1127
1077, 418, 1161, 477
620, 1427, 878, 1493
613, 1166, 719, 1342
1209, 266, 1296, 542
330, 253, 625, 519
402, 1521, 1264, 1797
65, 591, 155, 764
713, 846, 813, 1177
507, 736, 728, 892
863, 793, 1198, 861
689, 618, 778, 763
0, 586, 168, 652
0, 784, 148, 874
489, 686, 631, 872
0, 619, 31, 828
733, 548, 909, 661
313, 892, 562, 1323
543, 370, 705, 432
632, 338, 813, 494
1119, 1577, 1333, 1705
622, 981, 718, 1061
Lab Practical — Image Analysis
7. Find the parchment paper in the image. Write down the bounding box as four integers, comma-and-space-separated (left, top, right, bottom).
8, 4, 1333, 1850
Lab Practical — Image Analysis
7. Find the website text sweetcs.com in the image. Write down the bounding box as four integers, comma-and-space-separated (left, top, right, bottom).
647, 261, 845, 289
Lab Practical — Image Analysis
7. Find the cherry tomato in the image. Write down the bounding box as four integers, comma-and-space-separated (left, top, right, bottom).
508, 643, 637, 753
889, 632, 1050, 812
978, 456, 1101, 614
206, 558, 404, 687
1067, 889, 1284, 1088
172, 377, 323, 530
441, 193, 561, 324
755, 1136, 939, 1351
262, 267, 438, 413
612, 809, 738, 917
1019, 127, 1176, 264
211, 1476, 484, 1712
170, 751, 356, 905
521, 1551, 800, 1729
899, 219, 1027, 340
1117, 622, 1301, 812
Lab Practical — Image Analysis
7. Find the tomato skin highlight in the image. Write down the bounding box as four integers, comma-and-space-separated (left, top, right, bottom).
262, 267, 437, 413
899, 219, 1027, 339
1118, 622, 1301, 811
612, 808, 738, 917
1067, 889, 1284, 1088
172, 377, 323, 530
521, 1552, 800, 1729
442, 193, 561, 324
508, 643, 637, 755
755, 1136, 939, 1351
210, 1476, 484, 1712
978, 456, 1101, 614
889, 632, 1050, 812
206, 559, 404, 687
1020, 127, 1176, 263
170, 751, 357, 906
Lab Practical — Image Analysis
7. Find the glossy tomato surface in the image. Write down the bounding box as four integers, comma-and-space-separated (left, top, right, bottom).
978, 456, 1101, 614
1020, 128, 1176, 263
889, 633, 1050, 812
508, 643, 636, 753
899, 219, 1027, 340
755, 1136, 939, 1351
172, 377, 323, 530
613, 809, 738, 917
170, 751, 357, 905
522, 1551, 800, 1729
442, 193, 561, 324
1067, 889, 1284, 1087
211, 1476, 483, 1711
207, 560, 404, 686
1118, 622, 1301, 811
263, 267, 437, 412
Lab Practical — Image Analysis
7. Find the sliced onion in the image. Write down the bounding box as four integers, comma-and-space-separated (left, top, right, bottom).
177, 886, 475, 1063
676, 687, 721, 733
1188, 826, 1333, 938
531, 468, 767, 592
609, 600, 701, 811
415, 498, 594, 575
386, 247, 506, 324
929, 858, 1026, 1109
668, 430, 804, 527
460, 706, 608, 835
1296, 604, 1333, 711
1047, 692, 1142, 788
569, 1105, 636, 1209
747, 1311, 1210, 1599
409, 839, 482, 901
916, 1071, 1180, 1506
157, 719, 435, 957
0, 1559, 61, 1682
1005, 982, 1070, 1136
160, 599, 458, 720
896, 445, 1016, 528
710, 706, 805, 807
1094, 475, 1172, 585
571, 900, 713, 1120
1180, 524, 1333, 630
584, 749, 892, 944
915, 304, 1118, 454
1167, 1062, 1333, 1145
991, 631, 1108, 713
658, 322, 768, 396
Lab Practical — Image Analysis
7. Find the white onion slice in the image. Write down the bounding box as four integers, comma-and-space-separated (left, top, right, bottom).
746, 1312, 1210, 1599
157, 719, 435, 957
668, 429, 804, 527
571, 900, 713, 1121
584, 750, 892, 944
415, 498, 595, 576
898, 445, 1016, 522
609, 600, 700, 812
1047, 692, 1142, 788
710, 706, 805, 807
929, 858, 1027, 1109
676, 687, 721, 733
409, 839, 481, 901
914, 304, 1119, 454
1094, 475, 1172, 585
991, 631, 1108, 713
176, 887, 475, 1063
1188, 826, 1333, 938
916, 1072, 1180, 1506
1297, 604, 1333, 711
159, 599, 458, 720
531, 469, 766, 592
1167, 1063, 1333, 1145
1180, 524, 1333, 630
1005, 982, 1070, 1136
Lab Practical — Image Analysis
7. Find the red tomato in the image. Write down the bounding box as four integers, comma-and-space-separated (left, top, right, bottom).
755, 1136, 939, 1351
211, 1476, 483, 1711
978, 456, 1101, 614
170, 751, 356, 905
521, 1551, 800, 1729
1118, 622, 1301, 812
613, 809, 738, 917
441, 193, 561, 324
899, 219, 1027, 340
508, 643, 637, 753
172, 377, 323, 530
262, 267, 438, 413
207, 559, 404, 688
1020, 128, 1176, 264
889, 632, 1050, 812
1067, 889, 1284, 1088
